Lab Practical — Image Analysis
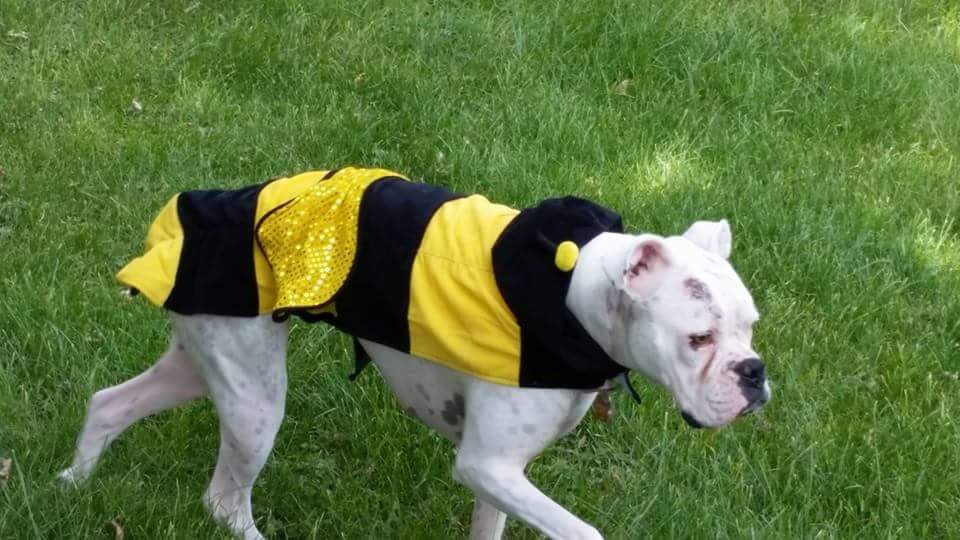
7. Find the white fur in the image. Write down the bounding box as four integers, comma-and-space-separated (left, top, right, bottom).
682, 219, 732, 259
59, 224, 769, 539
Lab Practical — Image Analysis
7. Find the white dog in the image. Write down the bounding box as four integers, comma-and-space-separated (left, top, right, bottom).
59, 168, 769, 540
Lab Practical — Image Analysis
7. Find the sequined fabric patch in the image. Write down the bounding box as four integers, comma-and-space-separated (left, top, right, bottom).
257, 167, 407, 313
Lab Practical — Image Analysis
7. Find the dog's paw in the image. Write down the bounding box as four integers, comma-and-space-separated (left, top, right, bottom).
55, 467, 87, 488
566, 525, 605, 540
580, 527, 605, 540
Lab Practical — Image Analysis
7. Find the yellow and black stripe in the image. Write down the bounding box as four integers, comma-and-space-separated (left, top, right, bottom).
118, 168, 627, 389
117, 169, 333, 315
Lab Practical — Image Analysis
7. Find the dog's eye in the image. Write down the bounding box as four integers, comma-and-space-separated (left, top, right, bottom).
689, 332, 715, 349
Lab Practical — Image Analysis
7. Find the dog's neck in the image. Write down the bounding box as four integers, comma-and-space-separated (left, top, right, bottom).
566, 232, 637, 368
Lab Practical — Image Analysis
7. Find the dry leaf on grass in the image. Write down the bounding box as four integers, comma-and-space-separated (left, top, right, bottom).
592, 390, 614, 423
130, 99, 143, 113
612, 79, 632, 96
105, 517, 124, 540
0, 458, 11, 488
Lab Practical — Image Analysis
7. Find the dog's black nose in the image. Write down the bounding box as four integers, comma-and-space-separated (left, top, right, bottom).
681, 410, 704, 429
733, 358, 765, 386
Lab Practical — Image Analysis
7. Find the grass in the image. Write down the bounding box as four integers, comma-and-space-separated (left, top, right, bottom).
2, 0, 959, 538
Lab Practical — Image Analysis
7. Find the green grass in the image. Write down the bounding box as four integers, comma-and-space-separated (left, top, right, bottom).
2, 0, 959, 538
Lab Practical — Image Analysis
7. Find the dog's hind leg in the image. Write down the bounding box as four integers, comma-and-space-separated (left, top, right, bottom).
58, 335, 209, 485
173, 314, 288, 540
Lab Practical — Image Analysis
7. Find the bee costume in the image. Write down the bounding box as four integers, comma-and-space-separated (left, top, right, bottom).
119, 168, 627, 389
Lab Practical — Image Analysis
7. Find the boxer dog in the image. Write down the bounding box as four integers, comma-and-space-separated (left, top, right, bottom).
58, 176, 769, 540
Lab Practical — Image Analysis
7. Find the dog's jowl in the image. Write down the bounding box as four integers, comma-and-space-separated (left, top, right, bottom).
61, 167, 770, 540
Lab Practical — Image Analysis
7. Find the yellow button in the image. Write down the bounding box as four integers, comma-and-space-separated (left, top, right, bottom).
554, 241, 579, 272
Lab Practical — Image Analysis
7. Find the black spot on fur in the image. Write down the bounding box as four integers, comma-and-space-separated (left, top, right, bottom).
406, 406, 420, 421
684, 278, 711, 301
415, 383, 431, 402
441, 393, 466, 426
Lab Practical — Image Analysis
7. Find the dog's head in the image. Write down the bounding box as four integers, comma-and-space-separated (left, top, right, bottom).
603, 220, 770, 428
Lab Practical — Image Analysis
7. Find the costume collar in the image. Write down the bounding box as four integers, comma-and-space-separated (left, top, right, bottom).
492, 197, 629, 390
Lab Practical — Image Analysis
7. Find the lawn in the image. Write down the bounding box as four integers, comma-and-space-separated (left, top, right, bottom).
1, 0, 959, 538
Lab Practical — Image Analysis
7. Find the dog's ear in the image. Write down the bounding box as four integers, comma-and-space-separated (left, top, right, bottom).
622, 237, 670, 299
682, 219, 732, 259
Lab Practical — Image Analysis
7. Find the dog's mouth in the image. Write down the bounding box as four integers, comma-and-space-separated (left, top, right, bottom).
680, 410, 705, 429
738, 396, 768, 417
739, 402, 760, 417
738, 384, 771, 417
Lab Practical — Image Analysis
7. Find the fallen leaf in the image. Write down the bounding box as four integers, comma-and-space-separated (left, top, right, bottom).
592, 390, 614, 422
7, 30, 29, 40
0, 458, 11, 488
612, 78, 632, 96
105, 517, 124, 540
130, 99, 143, 113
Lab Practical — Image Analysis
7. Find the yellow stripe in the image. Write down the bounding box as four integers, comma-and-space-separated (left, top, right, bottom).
253, 170, 331, 312
116, 194, 184, 307
408, 195, 521, 386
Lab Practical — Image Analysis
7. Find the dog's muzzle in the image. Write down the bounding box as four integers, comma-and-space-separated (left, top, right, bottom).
681, 410, 705, 429
681, 358, 770, 428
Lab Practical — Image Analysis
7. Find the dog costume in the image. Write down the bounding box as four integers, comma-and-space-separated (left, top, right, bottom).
118, 168, 627, 389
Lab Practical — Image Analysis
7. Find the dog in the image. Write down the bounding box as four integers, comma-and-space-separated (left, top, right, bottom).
58, 168, 770, 540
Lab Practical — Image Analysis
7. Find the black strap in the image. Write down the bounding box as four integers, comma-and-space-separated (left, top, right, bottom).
619, 372, 643, 404
349, 337, 373, 381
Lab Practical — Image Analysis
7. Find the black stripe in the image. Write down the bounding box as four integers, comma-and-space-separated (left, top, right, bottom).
311, 178, 462, 352
164, 182, 267, 316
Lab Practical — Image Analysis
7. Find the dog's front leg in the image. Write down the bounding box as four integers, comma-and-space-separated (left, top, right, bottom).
454, 383, 601, 540
455, 456, 601, 540
469, 498, 507, 540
